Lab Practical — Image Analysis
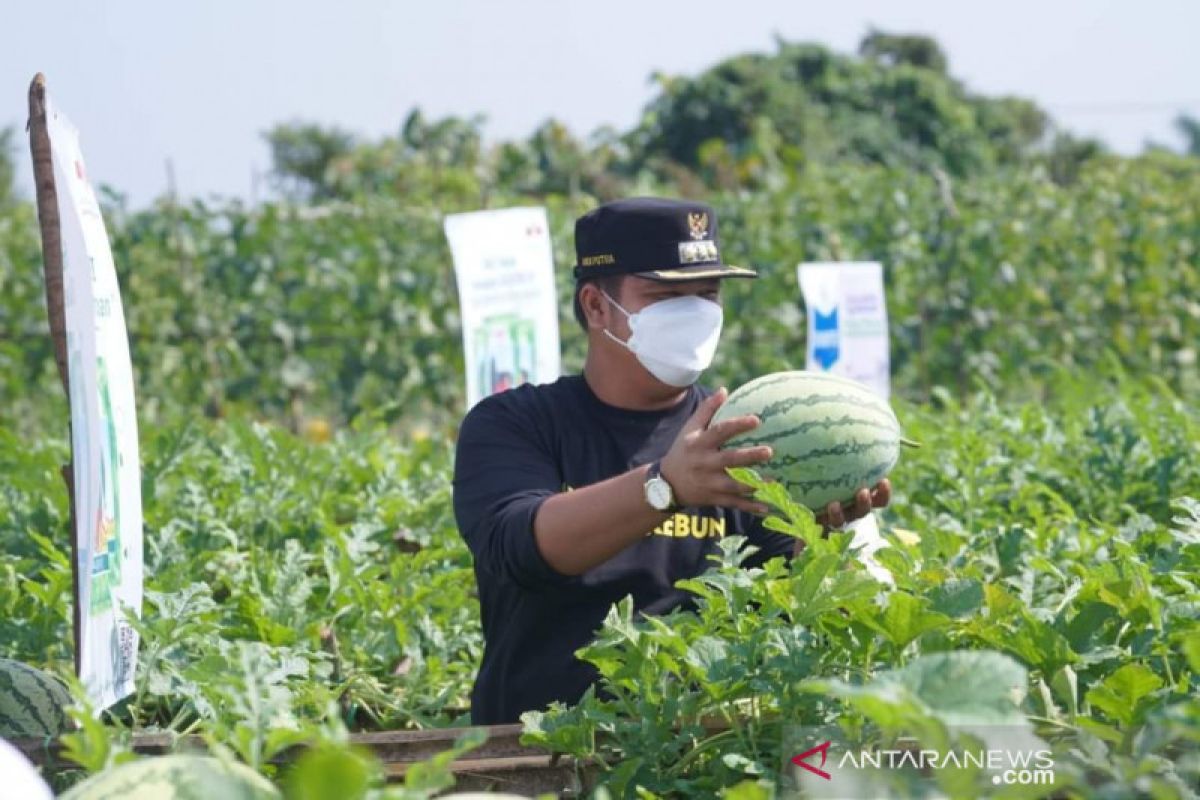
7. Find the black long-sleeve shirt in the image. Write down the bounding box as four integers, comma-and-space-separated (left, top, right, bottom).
452, 375, 794, 724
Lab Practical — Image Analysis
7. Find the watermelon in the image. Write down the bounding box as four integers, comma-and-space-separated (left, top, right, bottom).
60, 755, 280, 800
711, 371, 909, 510
0, 658, 72, 739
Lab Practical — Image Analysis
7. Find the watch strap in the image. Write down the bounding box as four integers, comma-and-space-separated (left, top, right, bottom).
647, 459, 679, 512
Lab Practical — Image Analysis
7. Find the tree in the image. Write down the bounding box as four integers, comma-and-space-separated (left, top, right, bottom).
1176, 114, 1200, 157
859, 29, 949, 74
263, 123, 357, 201
0, 127, 16, 207
1043, 131, 1106, 185
629, 33, 1053, 183
973, 96, 1049, 164
257, 31, 1075, 203
399, 109, 485, 170
630, 49, 813, 175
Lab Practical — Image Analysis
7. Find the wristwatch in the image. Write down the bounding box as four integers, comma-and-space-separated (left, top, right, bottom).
644, 460, 678, 513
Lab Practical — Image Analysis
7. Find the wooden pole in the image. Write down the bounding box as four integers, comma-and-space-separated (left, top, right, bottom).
27, 72, 82, 678
27, 75, 68, 394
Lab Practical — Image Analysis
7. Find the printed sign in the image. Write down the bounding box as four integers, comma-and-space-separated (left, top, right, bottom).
445, 207, 561, 408
797, 261, 892, 582
797, 262, 890, 399
47, 96, 143, 710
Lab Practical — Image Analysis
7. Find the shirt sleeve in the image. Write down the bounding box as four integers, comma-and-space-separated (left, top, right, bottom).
737, 511, 797, 568
452, 393, 577, 593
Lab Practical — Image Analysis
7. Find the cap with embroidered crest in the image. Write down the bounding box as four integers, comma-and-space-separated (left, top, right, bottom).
572, 197, 757, 282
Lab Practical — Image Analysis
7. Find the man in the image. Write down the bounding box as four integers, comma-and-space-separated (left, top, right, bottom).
453, 198, 890, 725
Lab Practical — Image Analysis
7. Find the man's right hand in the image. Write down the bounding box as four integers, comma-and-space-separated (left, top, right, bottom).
659, 387, 773, 515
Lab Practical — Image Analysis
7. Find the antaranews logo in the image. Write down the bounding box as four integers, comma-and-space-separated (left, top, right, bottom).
783, 725, 1059, 798
791, 740, 832, 781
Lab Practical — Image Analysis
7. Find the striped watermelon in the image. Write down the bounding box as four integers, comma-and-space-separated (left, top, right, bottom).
0, 658, 72, 738
60, 755, 280, 800
712, 371, 909, 510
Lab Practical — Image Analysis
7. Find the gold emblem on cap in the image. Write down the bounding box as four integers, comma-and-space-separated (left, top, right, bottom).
687, 212, 709, 240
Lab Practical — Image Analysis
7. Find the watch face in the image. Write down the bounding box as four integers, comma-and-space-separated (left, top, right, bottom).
647, 478, 672, 510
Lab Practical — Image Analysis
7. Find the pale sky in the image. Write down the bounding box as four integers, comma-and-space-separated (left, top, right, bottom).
3, 0, 1198, 209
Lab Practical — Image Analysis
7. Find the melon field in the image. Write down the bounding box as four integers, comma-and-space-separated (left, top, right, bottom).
2, 44, 1200, 797
2, 366, 1198, 797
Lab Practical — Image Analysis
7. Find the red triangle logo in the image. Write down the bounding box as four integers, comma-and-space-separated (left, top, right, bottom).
791, 740, 832, 780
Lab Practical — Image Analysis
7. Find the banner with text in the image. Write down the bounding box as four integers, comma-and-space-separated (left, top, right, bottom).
47, 97, 144, 710
797, 261, 890, 399
445, 207, 561, 409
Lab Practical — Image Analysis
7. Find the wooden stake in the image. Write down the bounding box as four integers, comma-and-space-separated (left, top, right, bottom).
27, 74, 69, 395
28, 72, 82, 678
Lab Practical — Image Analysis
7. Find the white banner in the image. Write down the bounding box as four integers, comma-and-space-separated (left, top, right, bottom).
47, 97, 143, 710
797, 262, 890, 399
444, 207, 561, 409
797, 261, 892, 584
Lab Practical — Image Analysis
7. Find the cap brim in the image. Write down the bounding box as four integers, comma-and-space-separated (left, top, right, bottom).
635, 263, 758, 281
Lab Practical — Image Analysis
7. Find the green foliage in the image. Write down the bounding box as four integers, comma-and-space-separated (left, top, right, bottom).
2, 417, 489, 794
3, 32, 1196, 438
859, 30, 949, 74
1176, 114, 1200, 157
635, 34, 1052, 182
521, 375, 1200, 796
2, 370, 1198, 795
2, 155, 1198, 440
1, 27, 1198, 798
0, 126, 16, 208
264, 110, 492, 206
1, 417, 478, 734
259, 31, 1094, 205
263, 123, 357, 202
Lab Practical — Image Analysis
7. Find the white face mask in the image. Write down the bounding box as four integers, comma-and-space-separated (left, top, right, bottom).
601, 290, 724, 387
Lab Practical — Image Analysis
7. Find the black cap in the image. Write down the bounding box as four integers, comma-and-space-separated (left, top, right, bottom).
572, 197, 757, 282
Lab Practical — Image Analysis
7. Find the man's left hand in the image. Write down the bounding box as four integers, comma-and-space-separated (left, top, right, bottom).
782, 479, 892, 558
817, 478, 891, 530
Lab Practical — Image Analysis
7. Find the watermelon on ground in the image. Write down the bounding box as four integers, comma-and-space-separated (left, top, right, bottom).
59, 754, 281, 800
0, 657, 72, 739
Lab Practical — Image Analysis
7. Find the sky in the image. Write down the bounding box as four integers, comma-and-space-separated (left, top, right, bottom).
3, 0, 1198, 209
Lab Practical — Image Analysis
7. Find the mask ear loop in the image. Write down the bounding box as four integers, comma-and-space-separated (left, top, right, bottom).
600, 289, 632, 319
599, 289, 636, 352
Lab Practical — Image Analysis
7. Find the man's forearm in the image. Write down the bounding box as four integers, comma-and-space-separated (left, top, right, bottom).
532, 464, 669, 576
